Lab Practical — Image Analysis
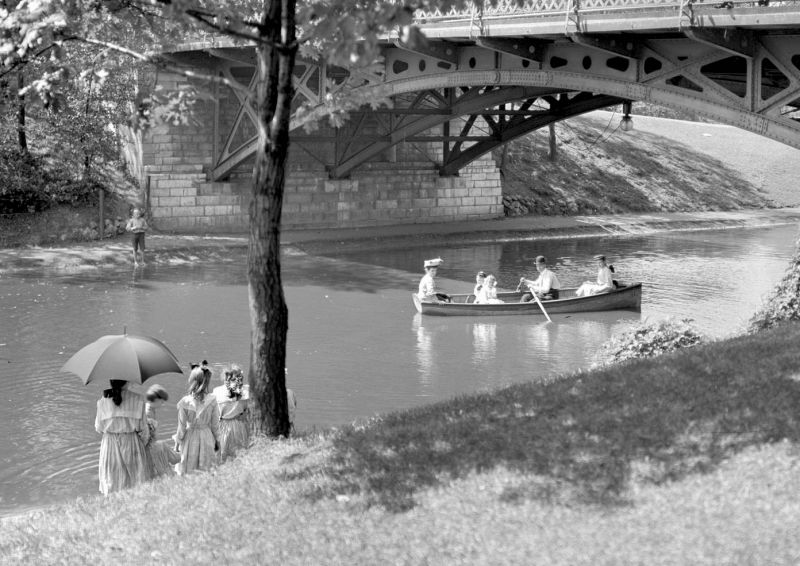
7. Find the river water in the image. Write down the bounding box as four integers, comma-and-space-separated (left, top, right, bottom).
0, 222, 797, 517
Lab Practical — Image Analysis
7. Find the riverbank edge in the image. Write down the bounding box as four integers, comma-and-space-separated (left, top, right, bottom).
2, 207, 800, 273
3, 322, 800, 564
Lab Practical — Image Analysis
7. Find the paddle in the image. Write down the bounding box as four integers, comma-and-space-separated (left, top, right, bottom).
530, 288, 552, 322
518, 277, 552, 322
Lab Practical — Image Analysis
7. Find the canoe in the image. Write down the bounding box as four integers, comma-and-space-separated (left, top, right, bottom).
412, 282, 642, 316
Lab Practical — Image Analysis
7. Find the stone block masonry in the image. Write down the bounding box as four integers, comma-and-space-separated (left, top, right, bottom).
146, 157, 503, 233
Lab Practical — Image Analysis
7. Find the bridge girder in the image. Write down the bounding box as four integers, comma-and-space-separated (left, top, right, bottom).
208, 33, 800, 181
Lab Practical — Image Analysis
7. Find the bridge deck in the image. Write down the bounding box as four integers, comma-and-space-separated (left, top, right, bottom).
416, 0, 800, 38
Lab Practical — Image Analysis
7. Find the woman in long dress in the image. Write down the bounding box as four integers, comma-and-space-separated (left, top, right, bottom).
417, 257, 450, 303
213, 364, 251, 463
94, 379, 150, 495
143, 384, 180, 479
575, 254, 616, 297
174, 366, 220, 475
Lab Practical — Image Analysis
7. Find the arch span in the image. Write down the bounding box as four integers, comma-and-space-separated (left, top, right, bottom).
293, 64, 800, 178
208, 34, 800, 180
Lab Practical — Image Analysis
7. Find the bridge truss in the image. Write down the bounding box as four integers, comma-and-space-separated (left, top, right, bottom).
202, 3, 800, 181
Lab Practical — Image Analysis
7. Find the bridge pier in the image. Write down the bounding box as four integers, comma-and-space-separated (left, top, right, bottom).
140, 65, 504, 233
145, 159, 502, 233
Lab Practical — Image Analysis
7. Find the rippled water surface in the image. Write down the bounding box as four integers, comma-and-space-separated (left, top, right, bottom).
0, 222, 797, 517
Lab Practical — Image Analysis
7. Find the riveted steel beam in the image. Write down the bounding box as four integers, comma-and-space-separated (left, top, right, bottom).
440, 93, 622, 176
393, 39, 460, 65
568, 33, 640, 59
683, 28, 757, 59
475, 38, 550, 63
328, 86, 549, 178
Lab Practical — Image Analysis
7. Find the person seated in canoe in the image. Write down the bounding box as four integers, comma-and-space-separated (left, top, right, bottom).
475, 274, 504, 304
518, 255, 561, 302
417, 257, 451, 303
575, 254, 616, 297
473, 271, 487, 300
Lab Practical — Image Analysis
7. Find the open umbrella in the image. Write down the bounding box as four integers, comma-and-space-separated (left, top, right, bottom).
61, 333, 183, 385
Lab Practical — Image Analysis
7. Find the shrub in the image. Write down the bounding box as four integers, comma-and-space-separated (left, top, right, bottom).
593, 317, 704, 367
748, 241, 800, 332
49, 178, 102, 207
0, 149, 57, 213
0, 148, 108, 214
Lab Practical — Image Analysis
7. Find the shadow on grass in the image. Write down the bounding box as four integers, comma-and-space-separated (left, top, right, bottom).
284, 323, 800, 511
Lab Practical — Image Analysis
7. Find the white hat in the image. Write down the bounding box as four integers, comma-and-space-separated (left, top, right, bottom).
424, 257, 443, 268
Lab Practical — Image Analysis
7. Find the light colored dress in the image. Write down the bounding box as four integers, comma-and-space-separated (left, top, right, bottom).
95, 389, 150, 495
175, 394, 220, 475
213, 385, 250, 463
475, 283, 504, 304
417, 272, 437, 301
144, 404, 179, 478
576, 266, 615, 297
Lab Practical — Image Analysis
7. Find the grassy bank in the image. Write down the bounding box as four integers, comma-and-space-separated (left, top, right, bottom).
4, 322, 800, 565
499, 112, 800, 216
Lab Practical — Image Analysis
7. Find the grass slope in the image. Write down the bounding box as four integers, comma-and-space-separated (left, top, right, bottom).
4, 322, 800, 565
499, 112, 800, 216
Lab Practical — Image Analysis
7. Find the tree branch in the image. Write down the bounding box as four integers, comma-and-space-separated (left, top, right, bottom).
183, 9, 264, 44
0, 42, 59, 82
129, 0, 305, 53
73, 36, 253, 97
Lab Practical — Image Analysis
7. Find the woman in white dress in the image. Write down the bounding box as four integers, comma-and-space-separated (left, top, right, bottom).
575, 254, 615, 297
417, 257, 449, 302
95, 379, 150, 495
174, 366, 220, 475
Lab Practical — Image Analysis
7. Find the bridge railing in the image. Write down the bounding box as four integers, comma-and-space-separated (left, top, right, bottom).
415, 0, 798, 23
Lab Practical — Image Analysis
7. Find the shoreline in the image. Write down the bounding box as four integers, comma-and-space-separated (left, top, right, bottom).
286, 207, 800, 254
1, 207, 799, 273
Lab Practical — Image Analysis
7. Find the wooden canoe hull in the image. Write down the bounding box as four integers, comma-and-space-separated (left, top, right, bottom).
413, 283, 642, 316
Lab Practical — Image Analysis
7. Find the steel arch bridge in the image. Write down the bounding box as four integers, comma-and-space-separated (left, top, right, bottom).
192, 0, 800, 181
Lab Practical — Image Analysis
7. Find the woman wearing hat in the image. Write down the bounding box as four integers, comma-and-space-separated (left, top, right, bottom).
417, 257, 450, 303
575, 254, 615, 297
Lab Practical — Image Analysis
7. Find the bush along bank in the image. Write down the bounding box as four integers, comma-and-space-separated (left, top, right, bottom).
749, 233, 800, 332
0, 147, 137, 248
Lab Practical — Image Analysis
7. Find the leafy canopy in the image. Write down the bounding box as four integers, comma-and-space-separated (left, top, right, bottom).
0, 0, 477, 129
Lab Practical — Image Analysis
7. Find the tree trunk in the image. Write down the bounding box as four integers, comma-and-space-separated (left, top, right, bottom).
82, 64, 96, 179
548, 123, 556, 162
17, 70, 27, 151
248, 0, 296, 437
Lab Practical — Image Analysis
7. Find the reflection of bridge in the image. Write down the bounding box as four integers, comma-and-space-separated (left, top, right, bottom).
143, 2, 800, 231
